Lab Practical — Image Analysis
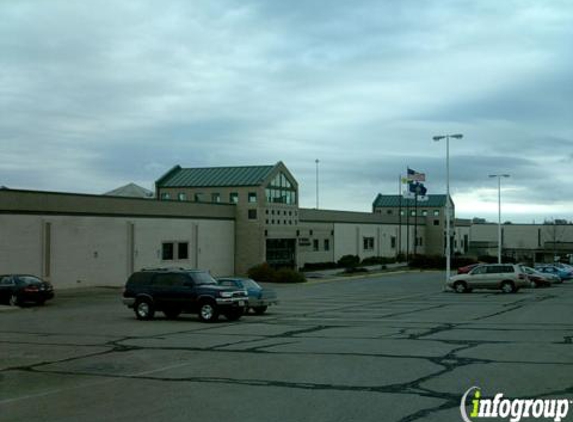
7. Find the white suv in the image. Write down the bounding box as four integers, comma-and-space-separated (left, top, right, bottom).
447, 264, 529, 293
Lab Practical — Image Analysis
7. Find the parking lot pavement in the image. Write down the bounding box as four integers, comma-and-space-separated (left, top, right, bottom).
1, 272, 572, 422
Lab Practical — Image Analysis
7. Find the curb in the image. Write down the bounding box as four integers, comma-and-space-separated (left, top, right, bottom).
305, 269, 413, 285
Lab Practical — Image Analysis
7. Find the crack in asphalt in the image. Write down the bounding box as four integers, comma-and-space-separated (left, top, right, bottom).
2, 283, 572, 422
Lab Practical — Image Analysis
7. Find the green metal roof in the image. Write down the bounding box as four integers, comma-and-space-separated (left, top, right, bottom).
156, 164, 276, 188
373, 194, 449, 208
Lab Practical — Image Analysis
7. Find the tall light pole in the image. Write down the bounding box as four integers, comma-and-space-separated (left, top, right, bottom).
315, 159, 320, 209
433, 133, 463, 285
489, 174, 510, 264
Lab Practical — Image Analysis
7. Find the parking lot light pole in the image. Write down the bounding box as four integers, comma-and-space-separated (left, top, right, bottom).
433, 134, 463, 285
489, 174, 510, 264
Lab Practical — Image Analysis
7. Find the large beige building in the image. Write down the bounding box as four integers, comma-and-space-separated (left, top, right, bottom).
1, 162, 571, 288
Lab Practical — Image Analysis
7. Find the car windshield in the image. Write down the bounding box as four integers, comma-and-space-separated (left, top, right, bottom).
242, 279, 261, 289
19, 276, 43, 285
191, 272, 217, 285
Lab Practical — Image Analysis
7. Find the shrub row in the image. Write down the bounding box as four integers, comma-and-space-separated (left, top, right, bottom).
247, 263, 306, 283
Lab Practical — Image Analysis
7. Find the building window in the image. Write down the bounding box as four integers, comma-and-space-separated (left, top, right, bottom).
310, 230, 313, 236
248, 209, 257, 220
313, 239, 319, 251
265, 172, 297, 205
417, 237, 423, 247
230, 192, 238, 203
391, 236, 396, 249
410, 210, 416, 216
363, 237, 374, 251
433, 219, 440, 226
178, 193, 187, 201
194, 193, 205, 202
178, 242, 189, 260
162, 242, 189, 261
248, 192, 257, 203
324, 239, 330, 251
422, 210, 428, 216
160, 192, 170, 200
162, 242, 174, 260
266, 219, 269, 224
211, 193, 221, 203
400, 210, 405, 216
386, 210, 393, 215
433, 210, 440, 216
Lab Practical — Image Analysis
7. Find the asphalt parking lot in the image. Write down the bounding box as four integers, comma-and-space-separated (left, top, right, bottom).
1, 272, 572, 422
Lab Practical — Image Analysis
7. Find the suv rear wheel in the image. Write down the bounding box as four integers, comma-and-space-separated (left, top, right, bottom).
500, 281, 516, 293
453, 281, 468, 293
135, 298, 155, 320
198, 300, 219, 322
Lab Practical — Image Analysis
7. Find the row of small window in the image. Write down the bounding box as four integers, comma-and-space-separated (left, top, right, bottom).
266, 219, 297, 225
379, 209, 440, 217
161, 192, 258, 204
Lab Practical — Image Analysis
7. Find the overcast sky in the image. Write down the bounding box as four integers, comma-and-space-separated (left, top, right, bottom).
1, 0, 572, 223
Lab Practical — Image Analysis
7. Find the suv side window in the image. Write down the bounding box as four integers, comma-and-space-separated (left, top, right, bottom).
128, 272, 154, 286
487, 265, 502, 274
0, 276, 14, 285
472, 266, 487, 275
502, 265, 515, 273
153, 274, 188, 286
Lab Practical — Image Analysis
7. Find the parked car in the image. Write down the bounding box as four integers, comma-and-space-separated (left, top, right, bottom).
521, 266, 558, 287
122, 267, 248, 322
457, 263, 481, 274
447, 264, 529, 293
217, 277, 278, 315
534, 265, 572, 281
0, 274, 54, 306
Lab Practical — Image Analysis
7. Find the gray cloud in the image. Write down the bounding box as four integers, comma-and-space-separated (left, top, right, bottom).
1, 0, 572, 222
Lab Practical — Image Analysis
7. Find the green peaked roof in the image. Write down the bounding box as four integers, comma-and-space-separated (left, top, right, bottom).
156, 164, 276, 188
373, 194, 449, 208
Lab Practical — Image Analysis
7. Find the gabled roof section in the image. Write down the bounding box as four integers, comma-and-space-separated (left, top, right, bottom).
156, 164, 277, 188
373, 194, 449, 208
104, 183, 154, 198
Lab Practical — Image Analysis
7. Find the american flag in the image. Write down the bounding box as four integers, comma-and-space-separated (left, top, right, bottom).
407, 167, 426, 182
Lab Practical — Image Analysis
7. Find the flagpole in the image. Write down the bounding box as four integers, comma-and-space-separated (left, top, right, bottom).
414, 190, 418, 256
406, 167, 410, 262
398, 174, 402, 261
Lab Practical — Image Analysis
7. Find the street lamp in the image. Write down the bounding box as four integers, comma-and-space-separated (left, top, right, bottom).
433, 133, 463, 285
315, 159, 320, 209
489, 174, 510, 264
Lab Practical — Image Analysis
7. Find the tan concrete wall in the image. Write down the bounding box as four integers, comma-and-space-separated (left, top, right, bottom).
0, 214, 235, 288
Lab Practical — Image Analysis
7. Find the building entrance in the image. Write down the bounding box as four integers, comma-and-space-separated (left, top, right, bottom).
266, 239, 296, 269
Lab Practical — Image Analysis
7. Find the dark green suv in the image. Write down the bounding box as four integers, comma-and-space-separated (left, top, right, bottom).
122, 268, 247, 322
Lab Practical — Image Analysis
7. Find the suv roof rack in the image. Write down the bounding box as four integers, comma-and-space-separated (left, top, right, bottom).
140, 266, 189, 272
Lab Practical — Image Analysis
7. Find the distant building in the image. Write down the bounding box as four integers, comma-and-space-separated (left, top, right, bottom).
104, 183, 154, 199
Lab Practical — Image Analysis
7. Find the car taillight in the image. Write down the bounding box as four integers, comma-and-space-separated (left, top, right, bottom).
24, 285, 39, 292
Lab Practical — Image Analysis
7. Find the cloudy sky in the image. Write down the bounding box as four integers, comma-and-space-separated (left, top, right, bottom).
1, 0, 572, 223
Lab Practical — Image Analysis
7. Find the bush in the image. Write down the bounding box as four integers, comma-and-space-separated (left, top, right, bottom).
361, 256, 396, 266
274, 267, 307, 283
247, 263, 306, 283
247, 263, 276, 282
337, 254, 360, 269
302, 262, 338, 271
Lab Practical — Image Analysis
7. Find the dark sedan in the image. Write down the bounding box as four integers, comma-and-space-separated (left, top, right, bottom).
0, 274, 54, 306
218, 277, 278, 315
